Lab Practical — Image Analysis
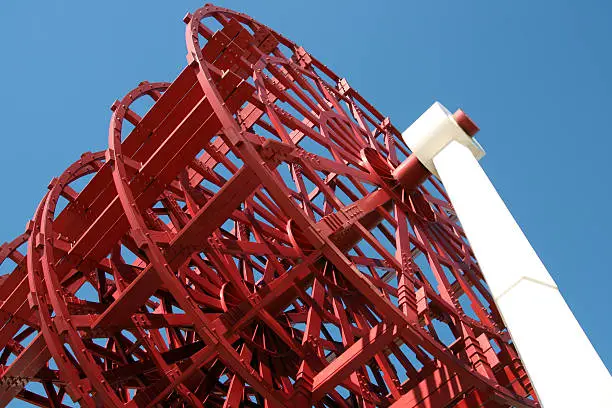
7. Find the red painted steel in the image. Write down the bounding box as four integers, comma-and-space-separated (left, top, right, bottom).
0, 4, 539, 407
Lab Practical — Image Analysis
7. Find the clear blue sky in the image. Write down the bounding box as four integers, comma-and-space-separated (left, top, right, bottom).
1, 0, 610, 399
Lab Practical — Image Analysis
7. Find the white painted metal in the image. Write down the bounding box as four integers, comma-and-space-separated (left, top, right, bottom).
400, 101, 484, 177
402, 102, 612, 407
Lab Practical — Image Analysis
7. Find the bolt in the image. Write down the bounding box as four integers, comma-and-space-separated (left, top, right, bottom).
452, 109, 479, 137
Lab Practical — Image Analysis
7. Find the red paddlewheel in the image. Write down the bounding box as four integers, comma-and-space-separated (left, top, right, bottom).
0, 4, 540, 408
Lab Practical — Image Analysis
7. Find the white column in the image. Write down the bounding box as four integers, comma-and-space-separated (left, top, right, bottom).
402, 102, 612, 407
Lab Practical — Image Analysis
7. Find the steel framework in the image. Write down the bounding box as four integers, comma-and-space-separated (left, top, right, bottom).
0, 4, 541, 407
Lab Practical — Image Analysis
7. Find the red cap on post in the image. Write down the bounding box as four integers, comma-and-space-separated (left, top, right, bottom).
453, 109, 479, 137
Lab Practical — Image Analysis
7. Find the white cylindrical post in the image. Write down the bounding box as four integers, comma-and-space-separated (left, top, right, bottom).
402, 102, 612, 407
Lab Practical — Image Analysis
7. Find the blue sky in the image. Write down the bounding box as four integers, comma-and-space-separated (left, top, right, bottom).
0, 0, 610, 400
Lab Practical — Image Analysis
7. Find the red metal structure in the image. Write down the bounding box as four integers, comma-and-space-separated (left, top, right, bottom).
0, 4, 540, 407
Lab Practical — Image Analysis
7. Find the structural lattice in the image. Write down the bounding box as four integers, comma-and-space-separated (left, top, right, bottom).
0, 4, 539, 407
